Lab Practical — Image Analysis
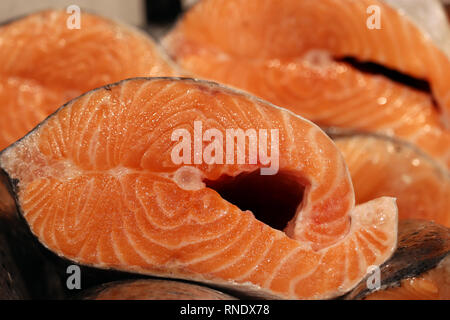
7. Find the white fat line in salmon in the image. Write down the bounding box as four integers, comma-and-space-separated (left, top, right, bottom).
171, 121, 280, 175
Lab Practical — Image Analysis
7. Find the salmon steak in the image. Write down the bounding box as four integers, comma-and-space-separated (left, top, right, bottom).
80, 279, 237, 300
346, 220, 449, 300
0, 77, 397, 299
0, 10, 177, 151
163, 0, 450, 169
330, 131, 450, 227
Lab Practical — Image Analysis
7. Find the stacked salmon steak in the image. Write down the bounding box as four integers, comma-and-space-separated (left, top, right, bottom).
0, 1, 448, 300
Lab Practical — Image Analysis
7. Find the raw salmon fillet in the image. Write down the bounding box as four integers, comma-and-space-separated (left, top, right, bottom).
0, 10, 178, 151
0, 78, 397, 299
164, 0, 450, 168
331, 132, 450, 227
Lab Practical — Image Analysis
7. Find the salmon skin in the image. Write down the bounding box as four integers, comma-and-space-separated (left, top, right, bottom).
0, 170, 66, 299
0, 221, 28, 299
328, 130, 450, 227
0, 173, 27, 299
80, 279, 237, 300
0, 77, 397, 299
363, 258, 449, 300
164, 0, 450, 169
345, 220, 449, 300
0, 10, 178, 152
